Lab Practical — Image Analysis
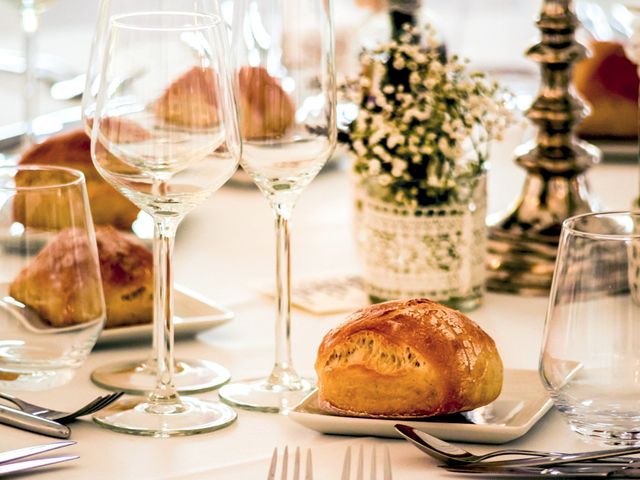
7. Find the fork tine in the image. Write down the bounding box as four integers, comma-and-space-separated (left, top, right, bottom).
267, 448, 277, 480
305, 449, 313, 480
383, 447, 392, 480
280, 446, 288, 480
370, 447, 377, 480
82, 392, 123, 415
341, 446, 351, 480
293, 447, 300, 480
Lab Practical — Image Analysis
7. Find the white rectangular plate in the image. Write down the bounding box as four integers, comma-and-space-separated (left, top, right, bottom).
97, 285, 233, 346
289, 369, 551, 444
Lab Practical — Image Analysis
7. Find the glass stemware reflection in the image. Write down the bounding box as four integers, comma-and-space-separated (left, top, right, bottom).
218, 0, 337, 413
82, 0, 234, 396
540, 211, 640, 445
89, 11, 240, 436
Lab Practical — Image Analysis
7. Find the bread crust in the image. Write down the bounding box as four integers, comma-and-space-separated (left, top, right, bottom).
315, 298, 503, 418
18, 129, 139, 229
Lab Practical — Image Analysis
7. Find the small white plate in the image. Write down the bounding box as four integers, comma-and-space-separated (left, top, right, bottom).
97, 285, 233, 346
289, 369, 551, 444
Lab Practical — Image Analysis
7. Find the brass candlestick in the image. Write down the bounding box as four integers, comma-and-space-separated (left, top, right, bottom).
486, 0, 601, 295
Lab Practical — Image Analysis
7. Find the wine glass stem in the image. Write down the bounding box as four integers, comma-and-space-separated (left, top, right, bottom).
20, 1, 38, 147
148, 218, 181, 409
269, 204, 299, 386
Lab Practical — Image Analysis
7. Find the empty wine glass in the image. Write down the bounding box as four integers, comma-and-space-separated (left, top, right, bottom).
82, 0, 234, 396
218, 0, 337, 413
89, 11, 240, 436
540, 211, 640, 445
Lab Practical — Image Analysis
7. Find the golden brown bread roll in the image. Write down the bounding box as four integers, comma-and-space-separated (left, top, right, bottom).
574, 41, 639, 139
9, 228, 105, 328
94, 226, 153, 328
238, 66, 295, 140
155, 66, 220, 128
10, 226, 152, 329
17, 128, 140, 229
315, 298, 503, 418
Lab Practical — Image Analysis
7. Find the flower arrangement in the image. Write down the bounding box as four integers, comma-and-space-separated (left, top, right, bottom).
342, 25, 510, 208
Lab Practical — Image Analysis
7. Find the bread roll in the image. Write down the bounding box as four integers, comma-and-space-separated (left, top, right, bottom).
9, 228, 105, 328
10, 226, 152, 329
17, 128, 140, 230
94, 226, 153, 328
574, 41, 639, 138
155, 66, 220, 128
315, 298, 503, 418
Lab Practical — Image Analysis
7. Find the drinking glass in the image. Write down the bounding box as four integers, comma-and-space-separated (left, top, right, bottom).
82, 0, 233, 396
218, 0, 336, 413
540, 211, 640, 445
0, 165, 105, 390
1, 0, 55, 145
89, 11, 240, 436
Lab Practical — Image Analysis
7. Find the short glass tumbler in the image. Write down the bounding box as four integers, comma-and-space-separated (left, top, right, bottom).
540, 211, 640, 445
0, 166, 106, 391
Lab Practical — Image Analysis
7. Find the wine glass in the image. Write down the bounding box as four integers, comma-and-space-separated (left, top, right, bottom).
540, 211, 640, 444
82, 0, 234, 396
0, 165, 105, 390
89, 11, 240, 436
218, 0, 337, 413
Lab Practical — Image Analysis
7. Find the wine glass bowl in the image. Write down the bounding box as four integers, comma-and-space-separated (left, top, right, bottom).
218, 0, 336, 413
0, 165, 105, 391
89, 10, 240, 436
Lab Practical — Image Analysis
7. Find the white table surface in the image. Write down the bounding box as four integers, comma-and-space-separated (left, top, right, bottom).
0, 0, 639, 478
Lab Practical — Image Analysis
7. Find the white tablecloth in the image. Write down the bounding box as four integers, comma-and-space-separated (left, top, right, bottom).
0, 1, 639, 478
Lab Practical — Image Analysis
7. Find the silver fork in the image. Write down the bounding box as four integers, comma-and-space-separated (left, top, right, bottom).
267, 447, 313, 480
0, 391, 124, 424
341, 446, 393, 480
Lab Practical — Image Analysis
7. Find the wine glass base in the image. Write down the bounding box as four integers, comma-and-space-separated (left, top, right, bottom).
218, 377, 315, 414
91, 359, 230, 395
92, 396, 237, 437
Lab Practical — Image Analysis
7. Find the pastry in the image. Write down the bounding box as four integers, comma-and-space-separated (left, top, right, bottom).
9, 228, 105, 328
10, 226, 153, 329
238, 66, 295, 140
17, 128, 140, 229
155, 66, 220, 128
315, 298, 503, 418
94, 226, 153, 329
574, 40, 639, 138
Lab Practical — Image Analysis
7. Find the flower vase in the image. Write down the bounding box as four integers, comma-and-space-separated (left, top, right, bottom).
354, 174, 487, 311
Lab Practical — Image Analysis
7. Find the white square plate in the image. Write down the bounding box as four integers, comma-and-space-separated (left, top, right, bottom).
97, 285, 233, 346
289, 369, 551, 444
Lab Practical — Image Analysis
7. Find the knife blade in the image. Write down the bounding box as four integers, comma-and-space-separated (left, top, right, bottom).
445, 464, 640, 478
0, 405, 70, 439
0, 454, 78, 476
0, 440, 75, 465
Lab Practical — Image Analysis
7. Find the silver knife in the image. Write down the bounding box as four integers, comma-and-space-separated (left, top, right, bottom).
0, 405, 70, 439
445, 464, 640, 478
0, 440, 75, 465
0, 455, 78, 476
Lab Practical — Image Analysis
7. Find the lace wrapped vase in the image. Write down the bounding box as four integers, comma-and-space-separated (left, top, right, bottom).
354, 175, 487, 311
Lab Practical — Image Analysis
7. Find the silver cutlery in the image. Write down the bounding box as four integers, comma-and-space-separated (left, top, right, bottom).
0, 440, 77, 477
0, 391, 124, 424
444, 464, 640, 478
267, 447, 313, 480
0, 405, 70, 438
395, 424, 640, 468
0, 455, 78, 477
0, 440, 75, 464
341, 446, 393, 480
